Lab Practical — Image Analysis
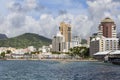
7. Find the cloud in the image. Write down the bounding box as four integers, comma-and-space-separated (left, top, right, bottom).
0, 14, 39, 38
7, 0, 45, 13
25, 0, 45, 11
7, 1, 27, 13
72, 15, 93, 37
39, 14, 57, 37
87, 0, 120, 33
0, 0, 120, 39
8, 12, 25, 28
0, 11, 93, 38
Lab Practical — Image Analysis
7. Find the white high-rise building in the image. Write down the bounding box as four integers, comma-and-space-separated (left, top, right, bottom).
90, 36, 119, 56
52, 22, 72, 52
52, 32, 66, 52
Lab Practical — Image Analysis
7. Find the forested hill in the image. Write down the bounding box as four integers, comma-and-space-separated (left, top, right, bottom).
0, 33, 52, 48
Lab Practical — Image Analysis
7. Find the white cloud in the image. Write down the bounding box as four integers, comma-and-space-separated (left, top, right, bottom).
1, 0, 120, 39
87, 0, 120, 34
7, 0, 45, 13
72, 15, 93, 37
39, 14, 57, 38
25, 0, 37, 9
0, 11, 93, 38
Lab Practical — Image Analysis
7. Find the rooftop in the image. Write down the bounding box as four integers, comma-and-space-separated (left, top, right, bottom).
94, 51, 111, 56
101, 17, 114, 23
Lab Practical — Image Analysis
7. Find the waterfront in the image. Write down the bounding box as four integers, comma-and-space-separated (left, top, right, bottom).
0, 61, 119, 80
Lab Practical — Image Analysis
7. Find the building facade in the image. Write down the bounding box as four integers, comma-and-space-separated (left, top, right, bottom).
52, 32, 65, 52
90, 17, 119, 56
59, 22, 71, 42
90, 36, 119, 56
59, 22, 72, 50
72, 36, 81, 47
90, 40, 100, 56
98, 17, 116, 38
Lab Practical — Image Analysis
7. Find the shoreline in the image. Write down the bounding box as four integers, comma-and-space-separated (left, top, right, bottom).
1, 58, 98, 62
39, 59, 98, 62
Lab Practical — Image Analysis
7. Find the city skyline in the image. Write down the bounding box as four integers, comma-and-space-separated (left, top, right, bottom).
0, 0, 120, 38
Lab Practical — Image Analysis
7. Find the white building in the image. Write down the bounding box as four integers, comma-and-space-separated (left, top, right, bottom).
90, 36, 119, 56
41, 46, 51, 53
52, 32, 66, 52
72, 36, 81, 47
27, 46, 36, 52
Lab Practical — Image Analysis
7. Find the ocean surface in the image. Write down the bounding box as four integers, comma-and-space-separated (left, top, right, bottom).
0, 60, 119, 80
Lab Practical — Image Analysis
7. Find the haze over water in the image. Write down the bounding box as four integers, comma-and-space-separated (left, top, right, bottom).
0, 61, 119, 80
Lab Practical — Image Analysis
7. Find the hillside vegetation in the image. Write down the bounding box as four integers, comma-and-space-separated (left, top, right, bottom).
0, 33, 52, 48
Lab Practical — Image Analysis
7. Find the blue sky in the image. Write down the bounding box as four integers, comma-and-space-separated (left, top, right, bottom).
0, 0, 88, 17
0, 0, 120, 38
33, 0, 88, 16
0, 0, 8, 16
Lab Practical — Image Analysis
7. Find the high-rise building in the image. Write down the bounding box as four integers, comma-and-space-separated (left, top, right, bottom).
59, 22, 71, 42
90, 17, 119, 56
98, 17, 116, 38
59, 22, 72, 50
52, 32, 66, 52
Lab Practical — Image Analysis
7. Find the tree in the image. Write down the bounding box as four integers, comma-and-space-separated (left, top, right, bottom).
24, 52, 30, 55
35, 51, 40, 54
69, 48, 76, 57
51, 51, 61, 54
68, 46, 89, 58
31, 52, 36, 54
1, 52, 6, 59
6, 50, 11, 54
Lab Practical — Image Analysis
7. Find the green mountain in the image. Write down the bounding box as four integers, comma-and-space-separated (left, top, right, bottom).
0, 34, 8, 39
0, 33, 52, 48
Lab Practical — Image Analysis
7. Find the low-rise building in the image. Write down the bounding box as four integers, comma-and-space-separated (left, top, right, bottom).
72, 36, 81, 47
90, 36, 119, 56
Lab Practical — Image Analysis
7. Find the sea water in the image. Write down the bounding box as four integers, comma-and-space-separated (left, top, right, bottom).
0, 60, 119, 80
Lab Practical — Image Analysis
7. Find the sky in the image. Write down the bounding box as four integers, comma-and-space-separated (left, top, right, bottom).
0, 0, 120, 38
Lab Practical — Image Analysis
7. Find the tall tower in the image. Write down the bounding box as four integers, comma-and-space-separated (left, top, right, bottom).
98, 17, 116, 38
59, 22, 71, 51
59, 22, 71, 42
